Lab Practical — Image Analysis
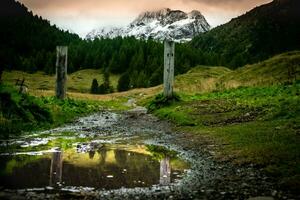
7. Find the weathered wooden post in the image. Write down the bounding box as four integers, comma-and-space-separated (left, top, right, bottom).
163, 40, 175, 98
56, 46, 68, 99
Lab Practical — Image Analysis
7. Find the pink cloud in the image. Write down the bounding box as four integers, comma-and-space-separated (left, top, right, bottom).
18, 0, 272, 37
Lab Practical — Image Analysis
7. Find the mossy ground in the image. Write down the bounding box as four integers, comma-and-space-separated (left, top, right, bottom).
146, 82, 300, 190
0, 84, 129, 138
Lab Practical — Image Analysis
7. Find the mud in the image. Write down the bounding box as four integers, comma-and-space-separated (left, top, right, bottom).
0, 108, 297, 200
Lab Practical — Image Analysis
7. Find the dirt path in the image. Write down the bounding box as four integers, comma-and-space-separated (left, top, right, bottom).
0, 108, 295, 200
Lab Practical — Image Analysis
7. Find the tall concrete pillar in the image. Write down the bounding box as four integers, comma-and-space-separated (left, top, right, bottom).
163, 40, 175, 98
56, 46, 68, 99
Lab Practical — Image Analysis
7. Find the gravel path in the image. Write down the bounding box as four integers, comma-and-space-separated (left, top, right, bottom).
0, 108, 298, 200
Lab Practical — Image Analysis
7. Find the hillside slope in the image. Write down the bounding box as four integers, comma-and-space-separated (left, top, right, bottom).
174, 66, 232, 94
2, 69, 120, 94
219, 51, 300, 88
174, 51, 300, 94
191, 0, 300, 69
0, 0, 80, 72
3, 51, 300, 95
146, 54, 300, 196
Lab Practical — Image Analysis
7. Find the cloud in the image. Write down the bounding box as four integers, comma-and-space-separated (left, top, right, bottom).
183, 0, 271, 10
18, 0, 272, 37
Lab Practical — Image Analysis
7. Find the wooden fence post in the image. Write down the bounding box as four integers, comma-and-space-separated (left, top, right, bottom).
56, 46, 68, 99
163, 40, 175, 98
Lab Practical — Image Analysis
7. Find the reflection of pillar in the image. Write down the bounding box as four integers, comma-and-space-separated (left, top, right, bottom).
115, 150, 127, 164
50, 150, 63, 187
98, 149, 107, 165
159, 157, 171, 185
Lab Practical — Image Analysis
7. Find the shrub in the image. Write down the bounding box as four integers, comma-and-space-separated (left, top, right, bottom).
147, 93, 180, 112
90, 78, 99, 94
117, 72, 130, 92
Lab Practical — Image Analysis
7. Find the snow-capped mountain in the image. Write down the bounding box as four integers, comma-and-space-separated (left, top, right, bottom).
86, 8, 210, 42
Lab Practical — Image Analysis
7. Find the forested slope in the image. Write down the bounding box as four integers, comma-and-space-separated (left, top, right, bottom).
190, 0, 300, 69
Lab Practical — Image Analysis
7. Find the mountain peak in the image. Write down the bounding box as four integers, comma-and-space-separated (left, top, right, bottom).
188, 10, 204, 18
86, 8, 210, 42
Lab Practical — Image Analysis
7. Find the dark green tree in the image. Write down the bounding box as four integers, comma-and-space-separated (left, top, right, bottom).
117, 72, 130, 92
98, 70, 113, 94
90, 79, 99, 94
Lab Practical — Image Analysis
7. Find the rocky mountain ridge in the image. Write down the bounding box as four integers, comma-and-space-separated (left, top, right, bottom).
86, 8, 210, 42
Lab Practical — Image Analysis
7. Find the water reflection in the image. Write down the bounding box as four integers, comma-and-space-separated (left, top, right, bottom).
0, 144, 189, 189
160, 157, 171, 185
49, 150, 63, 187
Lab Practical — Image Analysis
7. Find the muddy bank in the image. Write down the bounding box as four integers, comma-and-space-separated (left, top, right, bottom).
0, 108, 297, 200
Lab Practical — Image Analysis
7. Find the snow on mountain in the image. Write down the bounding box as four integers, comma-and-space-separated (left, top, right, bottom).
86, 8, 210, 42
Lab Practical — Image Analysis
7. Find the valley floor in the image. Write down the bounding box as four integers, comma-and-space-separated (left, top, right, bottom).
0, 106, 298, 200
145, 82, 300, 198
1, 52, 300, 199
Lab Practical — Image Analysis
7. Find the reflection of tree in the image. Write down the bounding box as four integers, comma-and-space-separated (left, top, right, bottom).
49, 150, 63, 187
159, 156, 171, 185
97, 149, 107, 165
89, 150, 95, 159
115, 150, 127, 165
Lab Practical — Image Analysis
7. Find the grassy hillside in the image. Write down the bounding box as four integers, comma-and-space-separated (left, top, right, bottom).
2, 51, 300, 98
174, 66, 231, 94
219, 51, 300, 88
147, 82, 300, 193
174, 51, 300, 94
2, 69, 120, 93
144, 51, 300, 193
0, 83, 129, 137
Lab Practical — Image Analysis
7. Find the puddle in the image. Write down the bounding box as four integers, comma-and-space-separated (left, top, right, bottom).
0, 111, 190, 191
0, 143, 189, 190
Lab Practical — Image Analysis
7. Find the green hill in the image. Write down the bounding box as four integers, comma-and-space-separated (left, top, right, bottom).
3, 51, 300, 95
173, 51, 300, 94
190, 0, 300, 69
174, 66, 232, 94
219, 51, 300, 88
2, 69, 120, 94
146, 52, 300, 193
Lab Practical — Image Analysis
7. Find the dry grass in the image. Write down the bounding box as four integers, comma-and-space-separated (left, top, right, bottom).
174, 66, 232, 94
29, 86, 162, 101
2, 69, 120, 93
3, 51, 300, 100
219, 51, 300, 89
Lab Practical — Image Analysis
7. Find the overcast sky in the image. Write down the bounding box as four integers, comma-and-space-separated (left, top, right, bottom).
18, 0, 272, 37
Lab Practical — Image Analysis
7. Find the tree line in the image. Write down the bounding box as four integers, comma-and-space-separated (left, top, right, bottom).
0, 0, 204, 92
2, 0, 299, 93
